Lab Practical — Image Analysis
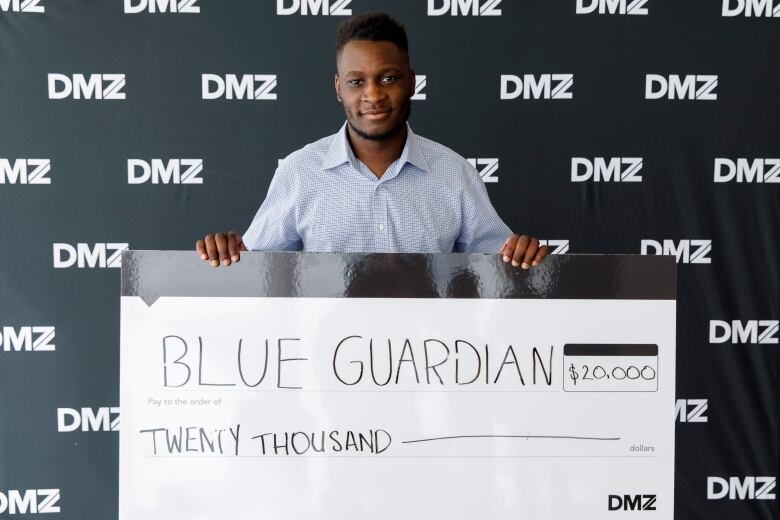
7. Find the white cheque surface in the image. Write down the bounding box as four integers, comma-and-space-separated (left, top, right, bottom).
120, 297, 675, 520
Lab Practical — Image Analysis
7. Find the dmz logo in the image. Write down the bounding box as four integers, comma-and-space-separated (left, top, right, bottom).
411, 75, 427, 100
501, 74, 573, 100
48, 74, 126, 100
708, 477, 776, 500
202, 74, 277, 100
0, 0, 45, 12
0, 159, 51, 184
128, 159, 203, 184
714, 158, 780, 183
0, 490, 60, 515
53, 243, 129, 269
467, 158, 499, 183
709, 320, 779, 344
608, 495, 657, 511
571, 157, 643, 182
277, 0, 351, 15
722, 0, 780, 16
0, 327, 55, 353
675, 399, 708, 422
641, 240, 712, 264
58, 407, 120, 432
124, 0, 199, 13
576, 0, 649, 15
645, 75, 717, 100
539, 240, 570, 254
428, 0, 502, 16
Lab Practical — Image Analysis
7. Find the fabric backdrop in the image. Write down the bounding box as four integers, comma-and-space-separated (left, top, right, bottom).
0, 1, 778, 518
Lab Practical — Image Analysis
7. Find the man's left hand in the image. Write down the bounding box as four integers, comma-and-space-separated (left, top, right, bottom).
499, 234, 548, 269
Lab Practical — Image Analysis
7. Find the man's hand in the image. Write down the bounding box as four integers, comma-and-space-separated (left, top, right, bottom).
499, 234, 548, 269
195, 231, 247, 267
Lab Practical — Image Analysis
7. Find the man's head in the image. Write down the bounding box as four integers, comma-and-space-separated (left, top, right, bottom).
334, 13, 415, 142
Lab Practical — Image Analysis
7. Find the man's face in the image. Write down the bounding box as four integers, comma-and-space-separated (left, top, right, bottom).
335, 40, 415, 141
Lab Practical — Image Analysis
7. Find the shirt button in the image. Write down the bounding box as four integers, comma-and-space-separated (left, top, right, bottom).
379, 224, 385, 231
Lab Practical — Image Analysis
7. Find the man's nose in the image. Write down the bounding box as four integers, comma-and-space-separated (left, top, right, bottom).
362, 80, 386, 103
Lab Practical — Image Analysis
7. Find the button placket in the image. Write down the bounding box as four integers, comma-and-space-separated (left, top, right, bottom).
371, 182, 385, 233
372, 181, 389, 252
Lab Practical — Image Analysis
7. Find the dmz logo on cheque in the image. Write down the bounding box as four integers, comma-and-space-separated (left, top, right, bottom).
202, 75, 277, 100
0, 0, 45, 12
608, 494, 656, 511
1, 327, 55, 353
53, 243, 129, 269
0, 159, 51, 184
0, 490, 60, 515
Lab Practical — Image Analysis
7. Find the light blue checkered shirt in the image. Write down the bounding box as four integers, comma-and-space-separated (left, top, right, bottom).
243, 122, 512, 253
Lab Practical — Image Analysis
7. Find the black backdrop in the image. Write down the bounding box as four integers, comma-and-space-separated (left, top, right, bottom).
0, 1, 778, 518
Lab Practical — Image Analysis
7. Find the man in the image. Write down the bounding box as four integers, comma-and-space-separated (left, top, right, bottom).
196, 12, 547, 269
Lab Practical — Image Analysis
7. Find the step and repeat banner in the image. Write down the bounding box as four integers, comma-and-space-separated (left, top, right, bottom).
0, 1, 778, 519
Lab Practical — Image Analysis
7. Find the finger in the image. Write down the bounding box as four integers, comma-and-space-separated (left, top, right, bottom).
195, 239, 207, 260
498, 236, 510, 255
502, 234, 519, 262
229, 231, 245, 260
522, 238, 539, 270
532, 245, 549, 266
227, 233, 239, 263
215, 232, 231, 266
204, 234, 219, 267
511, 235, 530, 267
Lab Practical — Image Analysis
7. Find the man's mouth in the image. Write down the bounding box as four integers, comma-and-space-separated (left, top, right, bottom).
361, 109, 391, 120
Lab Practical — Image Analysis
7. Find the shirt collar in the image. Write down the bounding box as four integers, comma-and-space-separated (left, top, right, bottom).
321, 121, 430, 173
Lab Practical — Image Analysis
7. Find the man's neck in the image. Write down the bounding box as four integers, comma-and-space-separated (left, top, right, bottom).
346, 124, 407, 179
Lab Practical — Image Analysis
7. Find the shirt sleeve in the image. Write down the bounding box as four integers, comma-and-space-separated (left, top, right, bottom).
242, 163, 303, 251
454, 159, 512, 253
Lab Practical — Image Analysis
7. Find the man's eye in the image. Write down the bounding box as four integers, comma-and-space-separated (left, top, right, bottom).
348, 79, 363, 86
381, 76, 398, 83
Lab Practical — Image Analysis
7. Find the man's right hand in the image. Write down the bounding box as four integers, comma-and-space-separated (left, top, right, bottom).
195, 231, 247, 267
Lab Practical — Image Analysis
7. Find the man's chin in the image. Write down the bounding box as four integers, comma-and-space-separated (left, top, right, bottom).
348, 120, 405, 142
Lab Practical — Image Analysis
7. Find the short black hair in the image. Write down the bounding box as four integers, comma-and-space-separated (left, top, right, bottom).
335, 12, 409, 59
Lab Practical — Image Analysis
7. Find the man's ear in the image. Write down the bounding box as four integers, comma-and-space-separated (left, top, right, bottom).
409, 68, 416, 96
334, 74, 341, 102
